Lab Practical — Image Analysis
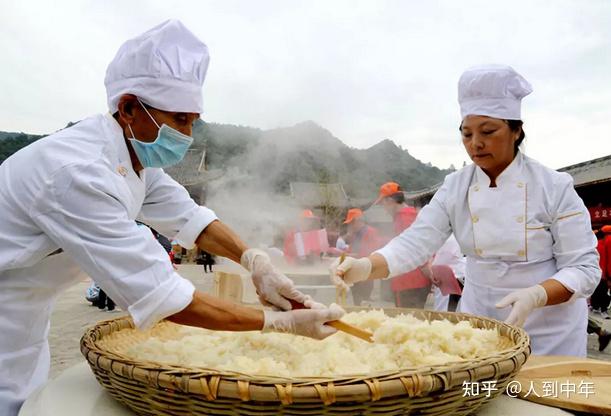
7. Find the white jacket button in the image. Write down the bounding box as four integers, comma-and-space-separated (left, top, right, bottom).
516, 216, 524, 223
517, 182, 524, 188
472, 215, 479, 223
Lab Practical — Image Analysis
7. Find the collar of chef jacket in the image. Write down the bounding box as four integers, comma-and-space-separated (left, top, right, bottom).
468, 152, 528, 262
103, 113, 146, 219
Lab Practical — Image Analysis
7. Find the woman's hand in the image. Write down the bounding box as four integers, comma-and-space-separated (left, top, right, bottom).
495, 284, 547, 326
329, 256, 372, 290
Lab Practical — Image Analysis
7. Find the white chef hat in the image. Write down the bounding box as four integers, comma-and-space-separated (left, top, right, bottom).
105, 19, 209, 114
458, 64, 532, 120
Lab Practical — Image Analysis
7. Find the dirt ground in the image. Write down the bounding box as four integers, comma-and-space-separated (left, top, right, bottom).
49, 264, 611, 379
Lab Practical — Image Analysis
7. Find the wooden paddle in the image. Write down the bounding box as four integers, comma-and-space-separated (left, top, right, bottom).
514, 355, 611, 415
288, 299, 373, 343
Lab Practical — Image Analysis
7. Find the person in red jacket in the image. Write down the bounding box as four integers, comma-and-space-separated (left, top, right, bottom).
591, 229, 609, 317
374, 182, 434, 308
343, 208, 382, 305
603, 225, 611, 286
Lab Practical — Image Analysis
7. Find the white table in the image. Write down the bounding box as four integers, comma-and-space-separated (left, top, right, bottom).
19, 362, 573, 416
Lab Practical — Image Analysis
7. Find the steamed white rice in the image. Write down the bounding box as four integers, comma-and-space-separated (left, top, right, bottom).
122, 310, 503, 377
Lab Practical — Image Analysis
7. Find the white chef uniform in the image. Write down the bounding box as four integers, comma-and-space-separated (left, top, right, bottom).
376, 64, 599, 356
0, 19, 216, 415
377, 151, 600, 356
0, 112, 217, 414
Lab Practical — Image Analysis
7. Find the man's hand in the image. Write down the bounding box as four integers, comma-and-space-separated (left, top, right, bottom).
263, 303, 345, 339
329, 256, 372, 291
241, 249, 308, 310
495, 284, 548, 327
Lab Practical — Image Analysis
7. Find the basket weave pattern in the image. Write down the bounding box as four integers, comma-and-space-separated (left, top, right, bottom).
80, 308, 530, 415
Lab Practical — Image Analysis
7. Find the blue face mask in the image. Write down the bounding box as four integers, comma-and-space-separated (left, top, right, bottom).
127, 99, 194, 168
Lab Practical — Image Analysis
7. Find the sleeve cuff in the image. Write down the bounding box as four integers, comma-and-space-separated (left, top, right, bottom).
552, 267, 600, 301
128, 273, 195, 330
174, 206, 218, 249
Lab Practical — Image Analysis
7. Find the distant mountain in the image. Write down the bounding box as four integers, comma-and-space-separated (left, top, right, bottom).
199, 121, 452, 197
0, 120, 453, 197
0, 131, 43, 141
0, 132, 45, 163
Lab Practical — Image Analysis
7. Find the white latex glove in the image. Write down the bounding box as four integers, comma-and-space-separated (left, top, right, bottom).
495, 285, 548, 327
241, 248, 308, 310
329, 256, 372, 291
263, 303, 345, 340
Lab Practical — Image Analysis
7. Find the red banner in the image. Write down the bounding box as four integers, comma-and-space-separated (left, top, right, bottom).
589, 207, 611, 222
293, 229, 329, 257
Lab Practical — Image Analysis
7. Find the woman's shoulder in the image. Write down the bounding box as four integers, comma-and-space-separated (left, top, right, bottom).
522, 154, 574, 186
440, 163, 476, 188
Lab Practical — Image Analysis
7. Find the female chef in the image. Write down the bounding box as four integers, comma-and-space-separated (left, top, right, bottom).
331, 64, 600, 356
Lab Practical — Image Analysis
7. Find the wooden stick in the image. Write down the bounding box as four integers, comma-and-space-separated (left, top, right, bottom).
337, 253, 347, 307
327, 320, 374, 343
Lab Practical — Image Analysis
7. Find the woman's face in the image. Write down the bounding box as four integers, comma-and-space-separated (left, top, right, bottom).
461, 115, 519, 179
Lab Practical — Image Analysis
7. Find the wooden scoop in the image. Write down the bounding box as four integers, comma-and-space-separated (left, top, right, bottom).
289, 299, 374, 343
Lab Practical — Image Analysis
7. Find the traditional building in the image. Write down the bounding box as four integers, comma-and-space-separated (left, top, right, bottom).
558, 154, 611, 227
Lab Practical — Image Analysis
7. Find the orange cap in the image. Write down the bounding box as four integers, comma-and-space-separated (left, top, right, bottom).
602, 225, 611, 233
301, 209, 316, 219
343, 208, 364, 224
374, 182, 402, 205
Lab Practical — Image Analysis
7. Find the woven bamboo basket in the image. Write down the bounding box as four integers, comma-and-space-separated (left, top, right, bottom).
80, 308, 530, 415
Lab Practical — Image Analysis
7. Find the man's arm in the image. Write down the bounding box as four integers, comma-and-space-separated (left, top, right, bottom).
195, 220, 247, 263
168, 290, 263, 331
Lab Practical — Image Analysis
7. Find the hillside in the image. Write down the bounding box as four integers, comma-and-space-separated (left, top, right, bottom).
200, 121, 452, 197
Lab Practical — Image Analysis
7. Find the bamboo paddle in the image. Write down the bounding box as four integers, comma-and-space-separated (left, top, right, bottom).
289, 299, 374, 343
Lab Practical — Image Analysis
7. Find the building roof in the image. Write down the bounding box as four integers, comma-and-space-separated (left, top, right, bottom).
405, 183, 442, 201
403, 154, 611, 199
289, 182, 349, 207
558, 154, 611, 187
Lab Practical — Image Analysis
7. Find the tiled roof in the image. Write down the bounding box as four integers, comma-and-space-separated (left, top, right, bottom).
406, 154, 611, 197
558, 154, 611, 187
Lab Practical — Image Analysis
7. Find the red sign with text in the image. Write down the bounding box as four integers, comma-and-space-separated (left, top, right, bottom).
589, 207, 611, 222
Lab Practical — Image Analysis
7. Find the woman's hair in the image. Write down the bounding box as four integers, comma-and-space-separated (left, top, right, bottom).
458, 119, 526, 154
506, 119, 525, 154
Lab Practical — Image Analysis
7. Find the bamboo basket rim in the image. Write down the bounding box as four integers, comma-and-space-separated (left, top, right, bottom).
81, 308, 531, 405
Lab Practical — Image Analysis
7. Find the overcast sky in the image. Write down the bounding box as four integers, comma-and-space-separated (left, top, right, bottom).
1, 0, 610, 170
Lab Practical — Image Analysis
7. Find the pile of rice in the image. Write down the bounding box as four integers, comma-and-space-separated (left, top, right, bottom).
104, 310, 504, 378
